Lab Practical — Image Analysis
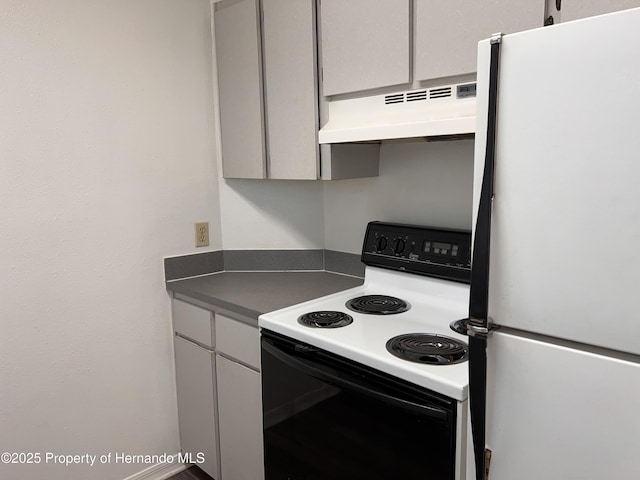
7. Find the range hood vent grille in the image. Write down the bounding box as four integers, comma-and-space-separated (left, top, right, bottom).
384, 86, 455, 106
319, 82, 477, 144
385, 93, 405, 104
406, 90, 428, 102
429, 87, 452, 99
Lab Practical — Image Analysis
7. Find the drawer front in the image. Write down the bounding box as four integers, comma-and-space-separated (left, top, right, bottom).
215, 314, 260, 369
172, 299, 214, 347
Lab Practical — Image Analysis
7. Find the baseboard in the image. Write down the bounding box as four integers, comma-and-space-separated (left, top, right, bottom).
122, 458, 187, 480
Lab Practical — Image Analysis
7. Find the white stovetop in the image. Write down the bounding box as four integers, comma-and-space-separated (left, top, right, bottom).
259, 267, 470, 401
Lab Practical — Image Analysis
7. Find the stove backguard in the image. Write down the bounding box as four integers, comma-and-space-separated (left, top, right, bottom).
361, 221, 471, 283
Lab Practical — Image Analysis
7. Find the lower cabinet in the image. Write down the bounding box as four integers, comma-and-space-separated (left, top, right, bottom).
174, 336, 218, 478
172, 298, 264, 480
216, 355, 264, 480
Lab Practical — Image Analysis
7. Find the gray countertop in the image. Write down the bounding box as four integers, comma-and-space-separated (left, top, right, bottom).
167, 271, 364, 326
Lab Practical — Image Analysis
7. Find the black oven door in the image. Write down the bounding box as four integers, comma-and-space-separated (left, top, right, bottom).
261, 330, 457, 480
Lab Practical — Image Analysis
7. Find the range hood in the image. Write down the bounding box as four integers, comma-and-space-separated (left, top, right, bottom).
318, 82, 477, 144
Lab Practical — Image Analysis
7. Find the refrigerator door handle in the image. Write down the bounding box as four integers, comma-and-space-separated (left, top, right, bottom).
467, 32, 503, 480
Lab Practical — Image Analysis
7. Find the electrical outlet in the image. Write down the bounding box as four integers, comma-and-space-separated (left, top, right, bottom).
195, 222, 209, 247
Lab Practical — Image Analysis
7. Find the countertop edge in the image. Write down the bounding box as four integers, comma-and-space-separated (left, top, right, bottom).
166, 270, 364, 328
169, 286, 262, 327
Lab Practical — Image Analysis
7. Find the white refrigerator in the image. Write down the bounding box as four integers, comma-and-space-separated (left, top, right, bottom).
470, 7, 640, 480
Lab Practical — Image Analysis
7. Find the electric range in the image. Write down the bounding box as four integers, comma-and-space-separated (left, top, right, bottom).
260, 221, 471, 400
259, 221, 472, 480
260, 264, 470, 400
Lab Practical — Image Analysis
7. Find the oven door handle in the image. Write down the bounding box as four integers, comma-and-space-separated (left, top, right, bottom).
262, 340, 449, 422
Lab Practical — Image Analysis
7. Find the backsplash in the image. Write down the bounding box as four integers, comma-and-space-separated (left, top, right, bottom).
323, 139, 474, 253
164, 249, 363, 281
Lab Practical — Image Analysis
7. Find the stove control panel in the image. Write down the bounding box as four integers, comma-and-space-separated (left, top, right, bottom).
361, 221, 471, 283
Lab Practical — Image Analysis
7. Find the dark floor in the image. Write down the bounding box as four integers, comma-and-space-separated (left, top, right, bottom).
167, 465, 214, 480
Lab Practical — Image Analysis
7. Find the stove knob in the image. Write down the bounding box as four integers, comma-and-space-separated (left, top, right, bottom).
393, 238, 406, 254
375, 236, 388, 252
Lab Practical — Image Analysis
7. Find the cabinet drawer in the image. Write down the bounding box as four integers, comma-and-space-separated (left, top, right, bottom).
215, 314, 260, 369
172, 299, 214, 347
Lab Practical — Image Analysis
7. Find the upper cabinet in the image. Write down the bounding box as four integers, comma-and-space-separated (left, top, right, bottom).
214, 0, 379, 180
262, 0, 318, 180
414, 0, 545, 82
215, 0, 265, 179
318, 0, 546, 97
560, 0, 640, 22
319, 0, 411, 96
215, 0, 318, 180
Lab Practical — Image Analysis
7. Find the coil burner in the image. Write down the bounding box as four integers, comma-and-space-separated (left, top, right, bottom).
386, 334, 468, 365
297, 311, 354, 328
346, 295, 410, 315
449, 318, 470, 336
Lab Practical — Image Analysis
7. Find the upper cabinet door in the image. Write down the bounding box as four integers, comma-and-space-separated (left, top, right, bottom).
561, 0, 640, 22
414, 0, 545, 82
319, 0, 410, 96
262, 0, 319, 179
215, 0, 266, 179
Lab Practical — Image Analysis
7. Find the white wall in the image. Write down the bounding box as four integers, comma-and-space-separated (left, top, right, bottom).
214, 140, 473, 253
0, 1, 220, 479
323, 139, 475, 253
218, 179, 324, 249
